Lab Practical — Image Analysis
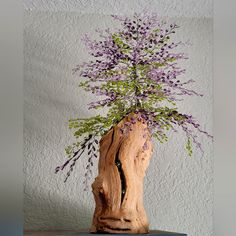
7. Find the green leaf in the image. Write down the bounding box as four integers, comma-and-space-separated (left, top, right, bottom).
185, 137, 193, 157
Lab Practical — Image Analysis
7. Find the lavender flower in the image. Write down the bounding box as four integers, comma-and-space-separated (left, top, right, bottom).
56, 13, 212, 186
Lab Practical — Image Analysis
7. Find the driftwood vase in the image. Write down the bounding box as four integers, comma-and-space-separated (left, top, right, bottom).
91, 113, 153, 233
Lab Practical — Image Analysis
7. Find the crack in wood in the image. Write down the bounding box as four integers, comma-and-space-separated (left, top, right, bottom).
115, 145, 126, 204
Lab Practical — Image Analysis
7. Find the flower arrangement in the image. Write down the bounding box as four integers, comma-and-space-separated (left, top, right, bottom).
55, 13, 212, 188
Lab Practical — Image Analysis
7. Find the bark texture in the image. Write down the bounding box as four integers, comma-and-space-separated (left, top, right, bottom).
91, 113, 153, 234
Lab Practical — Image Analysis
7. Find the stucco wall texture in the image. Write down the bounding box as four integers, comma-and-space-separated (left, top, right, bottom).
23, 3, 213, 236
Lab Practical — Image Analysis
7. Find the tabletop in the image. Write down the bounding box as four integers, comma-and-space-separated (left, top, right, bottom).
24, 230, 187, 236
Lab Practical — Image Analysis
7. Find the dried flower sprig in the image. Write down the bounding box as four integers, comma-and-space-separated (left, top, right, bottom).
55, 13, 212, 184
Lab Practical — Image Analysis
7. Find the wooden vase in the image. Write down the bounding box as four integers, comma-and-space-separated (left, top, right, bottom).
91, 113, 153, 234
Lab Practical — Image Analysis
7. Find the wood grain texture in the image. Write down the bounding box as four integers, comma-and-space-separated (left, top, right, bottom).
91, 113, 153, 233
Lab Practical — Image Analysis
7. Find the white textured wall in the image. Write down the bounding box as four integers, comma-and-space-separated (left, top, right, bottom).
23, 5, 213, 236
23, 0, 212, 18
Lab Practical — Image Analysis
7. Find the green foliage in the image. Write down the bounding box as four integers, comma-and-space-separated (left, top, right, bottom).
56, 14, 212, 185
185, 137, 193, 157
66, 17, 198, 159
69, 115, 107, 137
65, 142, 80, 158
112, 34, 131, 54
